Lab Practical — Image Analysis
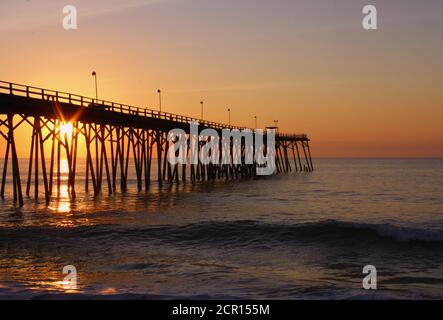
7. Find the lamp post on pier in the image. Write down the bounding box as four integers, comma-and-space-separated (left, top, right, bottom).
157, 89, 162, 112
200, 101, 204, 120
91, 71, 98, 103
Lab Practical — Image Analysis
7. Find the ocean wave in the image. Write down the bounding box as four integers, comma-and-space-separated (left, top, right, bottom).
0, 219, 442, 248
167, 219, 443, 244
323, 220, 443, 242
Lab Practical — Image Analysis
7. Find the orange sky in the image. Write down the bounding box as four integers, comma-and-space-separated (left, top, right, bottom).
0, 0, 442, 157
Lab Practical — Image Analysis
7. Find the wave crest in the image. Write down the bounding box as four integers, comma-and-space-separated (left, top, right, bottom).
0, 219, 442, 247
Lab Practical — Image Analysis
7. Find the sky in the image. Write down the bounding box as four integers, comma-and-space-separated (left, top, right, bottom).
0, 0, 442, 157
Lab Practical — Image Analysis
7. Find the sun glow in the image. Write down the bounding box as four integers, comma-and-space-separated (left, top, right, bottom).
60, 158, 70, 175
59, 122, 73, 139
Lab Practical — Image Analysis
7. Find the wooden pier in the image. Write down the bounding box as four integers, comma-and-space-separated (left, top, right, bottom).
0, 81, 313, 207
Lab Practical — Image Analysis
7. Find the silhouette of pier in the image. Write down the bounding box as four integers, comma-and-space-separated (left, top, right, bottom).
0, 81, 313, 206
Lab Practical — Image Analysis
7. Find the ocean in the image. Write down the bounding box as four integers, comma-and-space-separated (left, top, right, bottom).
0, 158, 442, 299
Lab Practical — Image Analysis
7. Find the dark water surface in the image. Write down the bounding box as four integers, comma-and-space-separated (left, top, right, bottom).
0, 159, 442, 299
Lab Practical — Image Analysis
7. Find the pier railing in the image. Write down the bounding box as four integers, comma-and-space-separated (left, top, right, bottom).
0, 80, 307, 140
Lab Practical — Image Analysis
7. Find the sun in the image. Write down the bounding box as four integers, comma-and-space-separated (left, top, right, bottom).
60, 122, 73, 138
